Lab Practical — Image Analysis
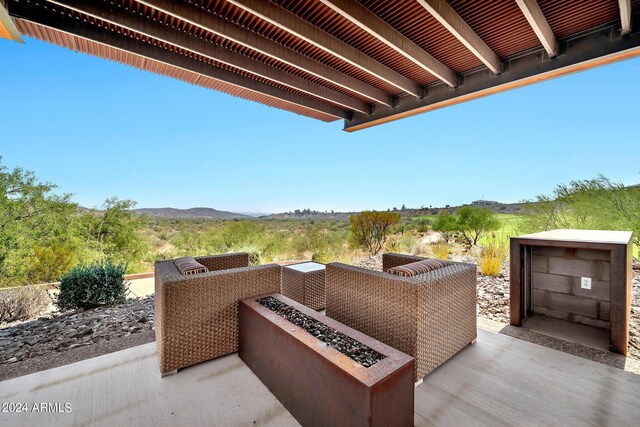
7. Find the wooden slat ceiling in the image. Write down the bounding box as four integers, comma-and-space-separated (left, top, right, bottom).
6, 0, 640, 129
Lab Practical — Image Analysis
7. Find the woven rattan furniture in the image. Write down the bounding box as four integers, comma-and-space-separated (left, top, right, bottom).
154, 253, 281, 376
326, 253, 477, 382
281, 262, 326, 310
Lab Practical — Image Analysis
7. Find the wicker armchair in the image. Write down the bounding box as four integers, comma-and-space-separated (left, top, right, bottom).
326, 253, 477, 382
154, 253, 281, 375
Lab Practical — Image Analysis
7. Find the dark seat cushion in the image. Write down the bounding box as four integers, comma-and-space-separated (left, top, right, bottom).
387, 258, 452, 277
173, 257, 209, 276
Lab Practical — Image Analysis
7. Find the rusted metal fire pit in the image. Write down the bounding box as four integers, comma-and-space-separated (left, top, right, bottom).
239, 293, 414, 427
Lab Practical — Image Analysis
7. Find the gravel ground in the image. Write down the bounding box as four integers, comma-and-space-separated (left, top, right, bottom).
0, 297, 155, 381
0, 330, 154, 382
472, 261, 640, 361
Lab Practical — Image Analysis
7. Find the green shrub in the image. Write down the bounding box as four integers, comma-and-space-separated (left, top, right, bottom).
28, 242, 77, 284
312, 246, 349, 264
235, 247, 261, 266
311, 250, 332, 264
0, 286, 50, 323
55, 261, 129, 311
414, 218, 432, 233
432, 213, 457, 242
247, 252, 261, 266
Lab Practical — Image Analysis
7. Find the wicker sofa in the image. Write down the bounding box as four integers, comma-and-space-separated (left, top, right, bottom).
154, 253, 281, 375
326, 253, 477, 382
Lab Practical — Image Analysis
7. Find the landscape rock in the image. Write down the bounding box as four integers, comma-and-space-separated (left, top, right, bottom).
352, 254, 382, 271
0, 296, 154, 365
257, 296, 384, 367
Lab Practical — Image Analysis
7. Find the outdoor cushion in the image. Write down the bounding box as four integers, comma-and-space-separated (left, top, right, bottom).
173, 257, 209, 275
387, 258, 452, 277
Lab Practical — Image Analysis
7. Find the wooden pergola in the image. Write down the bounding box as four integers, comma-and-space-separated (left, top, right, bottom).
2, 0, 639, 131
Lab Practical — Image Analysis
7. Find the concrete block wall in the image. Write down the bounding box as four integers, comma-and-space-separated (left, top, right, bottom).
531, 247, 610, 329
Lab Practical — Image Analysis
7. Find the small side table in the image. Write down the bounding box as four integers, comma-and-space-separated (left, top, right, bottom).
281, 262, 326, 310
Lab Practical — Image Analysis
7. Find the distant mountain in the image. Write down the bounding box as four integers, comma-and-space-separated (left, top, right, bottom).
130, 199, 537, 221
238, 212, 272, 218
134, 207, 251, 219
265, 211, 352, 220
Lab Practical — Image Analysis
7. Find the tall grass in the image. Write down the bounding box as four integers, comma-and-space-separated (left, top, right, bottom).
431, 240, 449, 260
385, 234, 418, 254
477, 239, 507, 276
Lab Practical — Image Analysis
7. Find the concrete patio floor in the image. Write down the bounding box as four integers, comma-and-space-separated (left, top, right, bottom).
1, 329, 639, 427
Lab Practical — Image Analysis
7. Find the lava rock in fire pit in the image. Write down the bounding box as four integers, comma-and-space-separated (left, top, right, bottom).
256, 296, 385, 367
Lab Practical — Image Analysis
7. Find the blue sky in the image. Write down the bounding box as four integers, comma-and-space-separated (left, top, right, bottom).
1, 37, 639, 214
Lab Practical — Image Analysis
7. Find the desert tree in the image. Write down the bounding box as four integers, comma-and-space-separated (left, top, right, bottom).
522, 174, 640, 256
432, 212, 458, 242
456, 206, 501, 246
349, 211, 401, 255
433, 207, 500, 247
0, 158, 77, 285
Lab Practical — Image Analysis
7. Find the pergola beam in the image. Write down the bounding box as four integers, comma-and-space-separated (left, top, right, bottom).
46, 0, 369, 114
345, 22, 640, 131
8, 5, 348, 120
619, 0, 632, 35
318, 0, 457, 87
516, 0, 558, 57
0, 0, 23, 42
226, 0, 422, 97
416, 0, 502, 74
136, 0, 392, 106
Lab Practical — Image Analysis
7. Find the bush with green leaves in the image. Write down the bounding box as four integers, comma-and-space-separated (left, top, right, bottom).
431, 213, 458, 242
522, 174, 640, 257
233, 246, 262, 266
28, 242, 77, 284
80, 197, 149, 267
349, 211, 401, 255
55, 261, 129, 311
0, 157, 78, 287
432, 207, 500, 247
